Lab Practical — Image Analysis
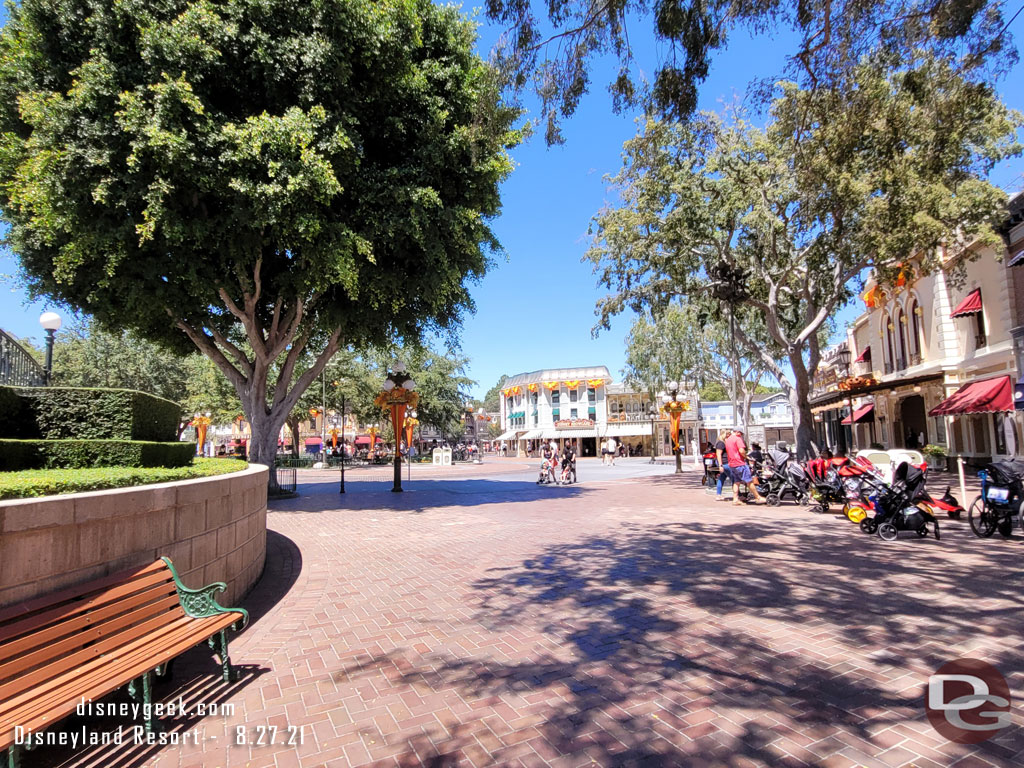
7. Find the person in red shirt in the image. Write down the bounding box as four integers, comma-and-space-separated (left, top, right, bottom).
724, 429, 766, 506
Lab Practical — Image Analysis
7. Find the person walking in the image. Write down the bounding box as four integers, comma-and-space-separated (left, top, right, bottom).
714, 435, 732, 501
725, 428, 766, 506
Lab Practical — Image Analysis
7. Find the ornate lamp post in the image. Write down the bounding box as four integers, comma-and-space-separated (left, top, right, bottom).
837, 347, 856, 454
39, 312, 61, 384
661, 380, 691, 475
374, 362, 418, 492
648, 404, 659, 464
191, 412, 212, 457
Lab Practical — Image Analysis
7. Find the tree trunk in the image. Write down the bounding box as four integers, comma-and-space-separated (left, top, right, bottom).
245, 412, 283, 492
788, 353, 820, 460
287, 416, 301, 457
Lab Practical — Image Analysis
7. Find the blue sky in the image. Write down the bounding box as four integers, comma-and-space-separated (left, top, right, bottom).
2, 5, 1023, 399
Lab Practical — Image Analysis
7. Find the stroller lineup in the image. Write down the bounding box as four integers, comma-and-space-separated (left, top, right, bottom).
709, 441, 976, 542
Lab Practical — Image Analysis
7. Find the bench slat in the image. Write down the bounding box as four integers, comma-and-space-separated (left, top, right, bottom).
0, 584, 180, 665
0, 612, 239, 751
0, 593, 182, 683
0, 561, 168, 626
0, 569, 176, 643
0, 598, 203, 704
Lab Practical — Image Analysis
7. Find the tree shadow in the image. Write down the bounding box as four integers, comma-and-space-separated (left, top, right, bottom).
332, 512, 1024, 766
268, 477, 597, 514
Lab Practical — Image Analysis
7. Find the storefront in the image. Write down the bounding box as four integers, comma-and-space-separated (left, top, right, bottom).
930, 374, 1020, 465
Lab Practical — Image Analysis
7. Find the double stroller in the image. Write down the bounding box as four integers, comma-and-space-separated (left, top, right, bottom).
859, 461, 940, 541
759, 444, 811, 506
805, 456, 873, 514
968, 459, 1024, 538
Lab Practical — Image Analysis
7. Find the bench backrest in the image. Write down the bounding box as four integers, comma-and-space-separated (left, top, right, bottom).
0, 559, 184, 711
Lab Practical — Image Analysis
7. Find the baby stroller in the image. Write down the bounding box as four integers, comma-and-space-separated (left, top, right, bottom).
559, 458, 577, 485
968, 459, 1024, 538
760, 446, 811, 506
537, 458, 557, 485
861, 461, 939, 541
806, 457, 864, 514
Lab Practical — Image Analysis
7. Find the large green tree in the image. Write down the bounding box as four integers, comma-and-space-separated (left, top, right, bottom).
0, 0, 520, 467
485, 0, 1016, 143
589, 53, 1021, 457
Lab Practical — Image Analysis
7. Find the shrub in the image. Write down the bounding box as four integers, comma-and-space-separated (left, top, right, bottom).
0, 386, 41, 439
1, 439, 195, 469
0, 458, 247, 500
24, 387, 181, 441
0, 439, 42, 471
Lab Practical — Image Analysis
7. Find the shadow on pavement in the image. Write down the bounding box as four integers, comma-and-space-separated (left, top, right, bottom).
268, 477, 597, 514
336, 513, 1024, 766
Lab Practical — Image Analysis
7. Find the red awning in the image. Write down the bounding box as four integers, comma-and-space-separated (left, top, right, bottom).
950, 288, 982, 318
304, 437, 322, 445
354, 435, 382, 446
854, 346, 871, 363
842, 404, 875, 425
928, 376, 1013, 416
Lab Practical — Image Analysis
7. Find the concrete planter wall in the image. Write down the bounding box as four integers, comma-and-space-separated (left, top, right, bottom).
0, 463, 268, 608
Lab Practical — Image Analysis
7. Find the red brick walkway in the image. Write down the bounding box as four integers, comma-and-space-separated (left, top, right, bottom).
33, 471, 1024, 767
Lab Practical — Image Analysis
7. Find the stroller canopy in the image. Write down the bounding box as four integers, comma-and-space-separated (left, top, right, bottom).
768, 448, 791, 469
987, 459, 1024, 488
892, 461, 927, 500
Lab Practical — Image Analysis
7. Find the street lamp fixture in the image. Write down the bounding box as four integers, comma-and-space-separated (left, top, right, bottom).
662, 381, 688, 474
836, 347, 857, 454
39, 311, 61, 384
375, 365, 419, 492
648, 404, 659, 464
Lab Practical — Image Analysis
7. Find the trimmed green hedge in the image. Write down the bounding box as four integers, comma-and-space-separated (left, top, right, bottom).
0, 439, 195, 470
0, 386, 41, 439
0, 385, 181, 441
0, 458, 247, 500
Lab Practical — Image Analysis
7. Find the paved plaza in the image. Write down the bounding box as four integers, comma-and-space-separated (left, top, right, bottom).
32, 459, 1024, 768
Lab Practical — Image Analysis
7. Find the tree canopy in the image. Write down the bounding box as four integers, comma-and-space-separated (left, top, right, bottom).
485, 0, 1017, 143
0, 0, 521, 467
589, 50, 1021, 456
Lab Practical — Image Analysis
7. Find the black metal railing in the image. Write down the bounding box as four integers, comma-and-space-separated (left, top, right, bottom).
910, 352, 922, 366
0, 328, 46, 386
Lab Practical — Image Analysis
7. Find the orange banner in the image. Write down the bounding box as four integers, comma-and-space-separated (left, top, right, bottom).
669, 410, 681, 451
586, 379, 604, 388
563, 380, 581, 389
543, 381, 560, 390
527, 383, 538, 392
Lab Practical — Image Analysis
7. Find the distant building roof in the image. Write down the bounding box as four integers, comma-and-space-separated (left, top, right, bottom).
504, 366, 612, 386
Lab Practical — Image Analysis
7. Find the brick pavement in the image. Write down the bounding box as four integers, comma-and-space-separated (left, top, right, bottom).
27, 468, 1024, 768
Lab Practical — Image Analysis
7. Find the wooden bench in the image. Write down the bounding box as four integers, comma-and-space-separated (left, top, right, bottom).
0, 558, 247, 768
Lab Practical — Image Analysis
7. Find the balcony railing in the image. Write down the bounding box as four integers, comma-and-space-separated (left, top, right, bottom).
0, 329, 46, 386
909, 352, 922, 367
894, 356, 907, 371
884, 362, 894, 375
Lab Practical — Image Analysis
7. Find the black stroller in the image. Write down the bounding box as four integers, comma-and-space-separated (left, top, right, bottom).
862, 462, 939, 541
760, 446, 811, 506
968, 459, 1024, 538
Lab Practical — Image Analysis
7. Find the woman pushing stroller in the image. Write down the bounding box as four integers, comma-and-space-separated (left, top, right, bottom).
725, 429, 767, 505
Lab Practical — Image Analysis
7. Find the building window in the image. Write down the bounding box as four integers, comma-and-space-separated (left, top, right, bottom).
570, 408, 578, 418
570, 389, 579, 403
910, 299, 923, 357
995, 412, 1018, 455
897, 309, 908, 369
884, 313, 895, 373
552, 391, 560, 407
975, 312, 987, 348
587, 387, 596, 404
552, 408, 560, 421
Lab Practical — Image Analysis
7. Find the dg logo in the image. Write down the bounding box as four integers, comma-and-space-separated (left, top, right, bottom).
926, 659, 1012, 744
